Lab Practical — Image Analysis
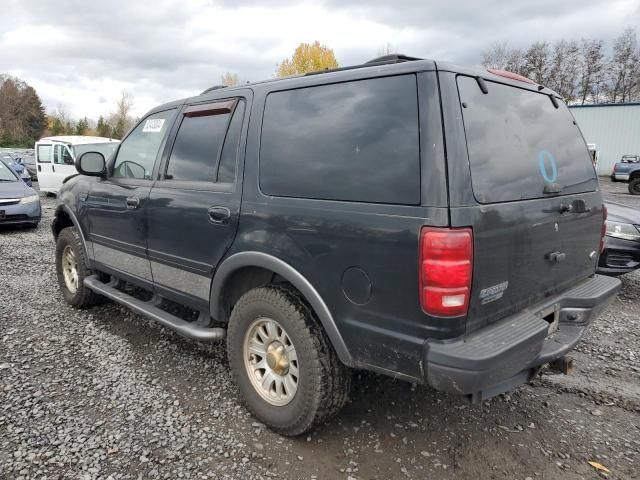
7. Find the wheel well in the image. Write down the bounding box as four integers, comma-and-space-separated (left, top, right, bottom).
218, 266, 289, 322
52, 208, 74, 239
630, 170, 640, 180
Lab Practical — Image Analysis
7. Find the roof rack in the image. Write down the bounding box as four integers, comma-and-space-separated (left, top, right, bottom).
304, 53, 423, 77
201, 85, 228, 95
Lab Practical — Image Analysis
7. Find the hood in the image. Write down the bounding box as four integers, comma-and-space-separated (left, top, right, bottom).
0, 180, 29, 199
606, 201, 640, 224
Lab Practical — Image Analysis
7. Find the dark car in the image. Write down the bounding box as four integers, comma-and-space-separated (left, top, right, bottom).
51, 55, 620, 435
20, 153, 37, 181
0, 159, 41, 227
598, 202, 640, 275
0, 154, 32, 186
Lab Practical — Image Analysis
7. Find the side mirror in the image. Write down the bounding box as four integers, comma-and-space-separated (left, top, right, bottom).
76, 152, 106, 177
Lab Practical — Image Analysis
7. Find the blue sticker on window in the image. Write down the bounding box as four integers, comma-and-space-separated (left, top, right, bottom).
538, 150, 558, 183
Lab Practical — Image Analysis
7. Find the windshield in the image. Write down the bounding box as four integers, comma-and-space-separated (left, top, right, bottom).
457, 76, 598, 204
0, 160, 18, 182
72, 142, 119, 160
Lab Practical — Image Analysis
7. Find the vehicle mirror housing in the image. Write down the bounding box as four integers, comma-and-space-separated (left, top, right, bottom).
77, 152, 106, 176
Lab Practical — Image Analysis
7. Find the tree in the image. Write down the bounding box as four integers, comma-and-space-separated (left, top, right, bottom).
481, 42, 525, 75
376, 43, 396, 57
547, 40, 581, 101
96, 116, 111, 138
109, 90, 134, 139
577, 39, 606, 104
276, 41, 338, 77
0, 75, 46, 147
523, 41, 551, 84
76, 117, 89, 135
221, 72, 240, 87
607, 28, 639, 103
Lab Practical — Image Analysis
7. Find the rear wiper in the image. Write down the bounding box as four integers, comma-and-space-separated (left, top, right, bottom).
543, 182, 563, 194
0, 179, 16, 182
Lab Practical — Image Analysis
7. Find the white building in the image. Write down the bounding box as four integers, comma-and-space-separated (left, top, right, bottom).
569, 103, 640, 176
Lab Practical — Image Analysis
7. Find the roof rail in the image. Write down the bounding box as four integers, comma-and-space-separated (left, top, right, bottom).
201, 85, 228, 95
304, 53, 423, 77
364, 54, 423, 65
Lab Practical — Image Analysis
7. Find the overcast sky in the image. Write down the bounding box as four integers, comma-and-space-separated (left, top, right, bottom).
2, 0, 639, 120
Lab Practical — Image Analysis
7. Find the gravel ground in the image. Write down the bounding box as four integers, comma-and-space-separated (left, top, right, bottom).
1, 180, 639, 480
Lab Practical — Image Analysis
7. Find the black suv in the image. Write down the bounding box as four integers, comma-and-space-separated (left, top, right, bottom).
52, 55, 621, 436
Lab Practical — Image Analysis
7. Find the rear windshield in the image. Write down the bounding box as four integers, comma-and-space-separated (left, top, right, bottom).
457, 76, 598, 204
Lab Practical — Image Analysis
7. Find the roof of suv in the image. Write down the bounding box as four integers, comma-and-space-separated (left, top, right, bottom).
149, 54, 562, 114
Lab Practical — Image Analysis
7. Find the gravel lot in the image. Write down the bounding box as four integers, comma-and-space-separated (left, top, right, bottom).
1, 181, 639, 480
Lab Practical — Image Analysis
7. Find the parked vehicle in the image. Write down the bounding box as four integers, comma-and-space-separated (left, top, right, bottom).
35, 136, 119, 195
0, 154, 32, 186
611, 155, 640, 195
52, 55, 621, 435
598, 202, 640, 276
0, 158, 41, 227
20, 153, 37, 181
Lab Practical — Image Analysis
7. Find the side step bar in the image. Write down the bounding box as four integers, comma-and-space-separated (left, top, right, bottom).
84, 275, 225, 341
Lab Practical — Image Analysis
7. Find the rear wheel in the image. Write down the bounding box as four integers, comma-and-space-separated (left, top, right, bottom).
227, 285, 351, 436
629, 178, 640, 195
55, 227, 103, 308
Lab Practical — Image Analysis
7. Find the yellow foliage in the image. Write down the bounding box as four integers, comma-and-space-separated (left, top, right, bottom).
276, 41, 338, 77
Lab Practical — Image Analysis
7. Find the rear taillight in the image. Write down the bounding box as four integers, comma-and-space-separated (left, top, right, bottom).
600, 205, 607, 253
419, 227, 473, 317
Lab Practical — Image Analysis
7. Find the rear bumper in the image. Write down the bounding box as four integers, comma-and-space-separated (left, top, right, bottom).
425, 274, 620, 401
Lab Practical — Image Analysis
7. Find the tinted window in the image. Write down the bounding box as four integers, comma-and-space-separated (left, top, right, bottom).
73, 143, 119, 160
218, 100, 245, 183
167, 110, 230, 182
113, 110, 174, 179
457, 77, 598, 203
37, 144, 51, 163
260, 75, 420, 204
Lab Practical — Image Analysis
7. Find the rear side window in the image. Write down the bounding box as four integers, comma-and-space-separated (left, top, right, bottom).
37, 144, 51, 163
457, 76, 598, 203
260, 75, 420, 204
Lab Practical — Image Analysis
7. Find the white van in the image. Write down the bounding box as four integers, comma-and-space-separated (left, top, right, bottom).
35, 136, 120, 194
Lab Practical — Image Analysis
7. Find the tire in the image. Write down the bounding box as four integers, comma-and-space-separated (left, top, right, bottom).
629, 178, 640, 195
227, 285, 351, 436
55, 227, 103, 308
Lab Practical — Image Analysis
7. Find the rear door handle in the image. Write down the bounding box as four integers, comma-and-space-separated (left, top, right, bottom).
208, 206, 231, 224
126, 196, 140, 209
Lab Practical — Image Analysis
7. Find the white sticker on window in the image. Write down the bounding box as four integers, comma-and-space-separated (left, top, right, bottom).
142, 118, 165, 133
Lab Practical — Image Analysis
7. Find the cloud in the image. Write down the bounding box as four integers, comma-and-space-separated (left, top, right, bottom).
1, 0, 638, 119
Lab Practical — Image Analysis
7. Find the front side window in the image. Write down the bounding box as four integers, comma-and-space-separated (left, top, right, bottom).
165, 99, 245, 183
112, 110, 174, 179
54, 144, 74, 165
259, 75, 420, 204
37, 144, 52, 163
73, 143, 119, 161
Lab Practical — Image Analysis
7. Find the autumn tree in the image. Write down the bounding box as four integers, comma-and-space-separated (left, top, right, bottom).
276, 41, 338, 77
578, 39, 606, 104
221, 72, 240, 86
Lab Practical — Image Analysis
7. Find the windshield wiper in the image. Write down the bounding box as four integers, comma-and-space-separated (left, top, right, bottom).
0, 179, 17, 182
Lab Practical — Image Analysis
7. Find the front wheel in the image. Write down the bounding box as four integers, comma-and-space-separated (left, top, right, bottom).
55, 227, 103, 308
629, 178, 640, 195
227, 286, 351, 436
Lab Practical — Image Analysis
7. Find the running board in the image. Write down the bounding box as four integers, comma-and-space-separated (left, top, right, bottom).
84, 275, 225, 341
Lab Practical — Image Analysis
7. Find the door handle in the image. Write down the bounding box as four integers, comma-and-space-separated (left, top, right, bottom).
208, 206, 231, 224
52, 165, 55, 172
126, 196, 140, 209
37, 165, 41, 172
